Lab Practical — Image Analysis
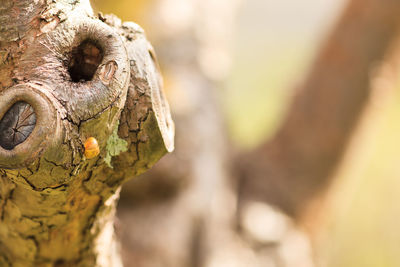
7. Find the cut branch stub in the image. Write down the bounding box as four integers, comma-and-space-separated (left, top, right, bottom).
100, 17, 175, 179
16, 12, 131, 124
0, 101, 36, 150
0, 84, 62, 169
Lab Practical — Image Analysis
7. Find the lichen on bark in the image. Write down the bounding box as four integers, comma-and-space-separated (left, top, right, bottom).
104, 121, 128, 168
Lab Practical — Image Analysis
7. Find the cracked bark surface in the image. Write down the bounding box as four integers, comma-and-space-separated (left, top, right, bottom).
0, 1, 174, 266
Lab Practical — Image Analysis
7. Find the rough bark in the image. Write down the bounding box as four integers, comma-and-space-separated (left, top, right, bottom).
0, 1, 173, 266
237, 0, 400, 220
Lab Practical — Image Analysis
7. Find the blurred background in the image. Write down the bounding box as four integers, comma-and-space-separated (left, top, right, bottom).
92, 0, 400, 266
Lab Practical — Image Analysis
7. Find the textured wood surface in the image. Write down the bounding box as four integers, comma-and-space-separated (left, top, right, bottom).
0, 0, 173, 266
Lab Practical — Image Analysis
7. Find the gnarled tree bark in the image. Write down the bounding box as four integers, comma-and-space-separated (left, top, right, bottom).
0, 1, 174, 266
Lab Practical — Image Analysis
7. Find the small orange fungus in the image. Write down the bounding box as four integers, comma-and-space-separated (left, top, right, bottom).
84, 137, 100, 159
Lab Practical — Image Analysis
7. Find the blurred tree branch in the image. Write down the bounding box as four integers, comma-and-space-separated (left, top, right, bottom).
238, 0, 400, 219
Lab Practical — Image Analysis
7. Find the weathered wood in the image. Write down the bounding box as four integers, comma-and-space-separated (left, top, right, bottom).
0, 1, 174, 266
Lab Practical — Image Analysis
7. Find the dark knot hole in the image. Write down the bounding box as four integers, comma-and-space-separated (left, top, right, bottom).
68, 39, 104, 82
0, 102, 37, 150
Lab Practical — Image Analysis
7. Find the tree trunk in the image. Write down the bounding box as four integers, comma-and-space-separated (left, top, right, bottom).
237, 0, 400, 220
0, 1, 173, 266
115, 0, 245, 266
113, 1, 314, 267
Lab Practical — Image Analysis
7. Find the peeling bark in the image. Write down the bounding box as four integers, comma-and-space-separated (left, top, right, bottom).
0, 1, 173, 266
